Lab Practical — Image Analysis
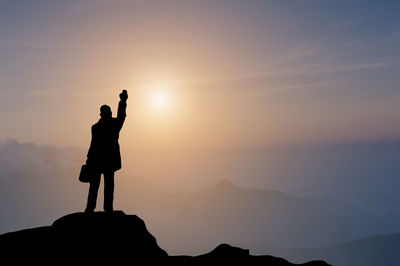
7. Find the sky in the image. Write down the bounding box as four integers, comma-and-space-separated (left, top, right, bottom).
1, 2, 400, 258
0, 0, 400, 192
1, 0, 399, 148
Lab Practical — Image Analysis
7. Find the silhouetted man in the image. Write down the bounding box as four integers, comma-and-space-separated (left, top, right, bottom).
85, 90, 128, 213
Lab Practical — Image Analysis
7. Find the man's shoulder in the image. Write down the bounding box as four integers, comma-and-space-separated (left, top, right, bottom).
92, 121, 101, 130
92, 119, 118, 129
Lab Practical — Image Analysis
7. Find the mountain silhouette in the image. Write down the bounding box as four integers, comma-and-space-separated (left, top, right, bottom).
2, 139, 400, 254
253, 232, 400, 266
0, 211, 330, 265
160, 179, 400, 252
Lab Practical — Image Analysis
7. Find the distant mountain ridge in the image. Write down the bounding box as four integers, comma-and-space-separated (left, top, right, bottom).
245, 232, 400, 266
1, 139, 400, 259
158, 179, 400, 252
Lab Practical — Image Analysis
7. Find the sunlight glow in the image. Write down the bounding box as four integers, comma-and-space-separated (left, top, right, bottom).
145, 82, 176, 118
151, 90, 170, 109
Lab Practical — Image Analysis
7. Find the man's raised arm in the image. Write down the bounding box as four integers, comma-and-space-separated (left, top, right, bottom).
117, 90, 128, 129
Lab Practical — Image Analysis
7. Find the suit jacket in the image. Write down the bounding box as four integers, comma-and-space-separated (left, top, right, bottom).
86, 99, 127, 173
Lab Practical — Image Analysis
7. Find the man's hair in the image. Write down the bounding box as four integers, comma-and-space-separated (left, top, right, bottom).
100, 105, 112, 118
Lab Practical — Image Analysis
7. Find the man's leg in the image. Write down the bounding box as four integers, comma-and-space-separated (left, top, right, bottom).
85, 172, 101, 213
104, 171, 115, 212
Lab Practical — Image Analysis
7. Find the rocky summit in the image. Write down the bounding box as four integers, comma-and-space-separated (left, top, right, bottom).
0, 211, 331, 265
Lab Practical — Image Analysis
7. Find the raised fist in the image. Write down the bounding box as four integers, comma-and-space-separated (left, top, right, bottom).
119, 90, 128, 101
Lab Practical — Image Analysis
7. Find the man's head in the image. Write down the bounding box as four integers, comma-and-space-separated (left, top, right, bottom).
100, 105, 112, 118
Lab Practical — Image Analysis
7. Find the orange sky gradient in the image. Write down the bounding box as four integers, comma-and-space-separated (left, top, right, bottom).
1, 1, 400, 190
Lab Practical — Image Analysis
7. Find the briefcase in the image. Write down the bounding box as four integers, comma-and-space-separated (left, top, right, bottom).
79, 164, 91, 183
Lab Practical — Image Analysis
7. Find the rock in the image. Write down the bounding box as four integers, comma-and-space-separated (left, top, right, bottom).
0, 211, 167, 264
52, 211, 167, 258
202, 243, 250, 257
0, 211, 331, 265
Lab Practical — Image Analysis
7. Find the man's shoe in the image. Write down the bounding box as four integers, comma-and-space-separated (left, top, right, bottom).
84, 208, 94, 213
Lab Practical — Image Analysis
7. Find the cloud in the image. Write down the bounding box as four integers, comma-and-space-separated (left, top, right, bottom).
184, 40, 400, 96
0, 139, 86, 233
243, 82, 334, 98
0, 139, 83, 179
311, 58, 400, 74
200, 55, 400, 99
0, 39, 58, 49
270, 42, 322, 65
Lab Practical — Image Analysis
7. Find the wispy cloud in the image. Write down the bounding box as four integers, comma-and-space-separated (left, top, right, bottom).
243, 82, 334, 98
0, 39, 57, 49
212, 55, 400, 86
185, 46, 400, 99
240, 57, 400, 97
271, 42, 322, 65
326, 59, 400, 72
25, 89, 58, 96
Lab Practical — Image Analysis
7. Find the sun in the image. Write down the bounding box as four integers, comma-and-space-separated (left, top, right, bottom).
151, 90, 169, 109
142, 81, 177, 118
148, 87, 173, 114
